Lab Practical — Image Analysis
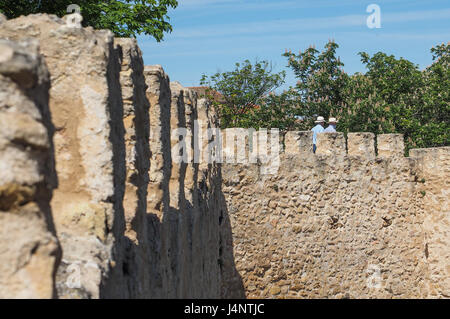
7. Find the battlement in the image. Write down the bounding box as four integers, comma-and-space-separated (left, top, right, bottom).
221, 130, 411, 161
290, 131, 404, 159
0, 13, 448, 300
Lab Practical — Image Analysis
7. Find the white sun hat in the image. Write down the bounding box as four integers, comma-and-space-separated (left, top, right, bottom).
315, 116, 325, 123
328, 117, 338, 123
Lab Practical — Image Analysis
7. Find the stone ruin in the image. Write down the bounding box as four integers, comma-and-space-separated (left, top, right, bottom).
223, 132, 449, 298
0, 14, 448, 299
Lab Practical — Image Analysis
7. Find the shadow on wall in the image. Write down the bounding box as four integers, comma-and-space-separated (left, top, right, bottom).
24, 47, 62, 298
0, 14, 243, 299
140, 166, 245, 299
97, 55, 245, 298
219, 182, 246, 299
143, 84, 245, 298
99, 40, 128, 298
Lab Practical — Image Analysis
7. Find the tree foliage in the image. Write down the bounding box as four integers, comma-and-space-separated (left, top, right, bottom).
202, 41, 448, 150
200, 60, 286, 128
282, 41, 349, 130
418, 43, 450, 148
342, 45, 448, 150
0, 0, 178, 41
343, 51, 425, 147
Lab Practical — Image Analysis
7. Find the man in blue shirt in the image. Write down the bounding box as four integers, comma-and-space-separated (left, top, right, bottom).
324, 117, 338, 133
311, 116, 325, 153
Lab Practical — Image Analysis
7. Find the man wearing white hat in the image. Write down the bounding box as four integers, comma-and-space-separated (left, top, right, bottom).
324, 117, 338, 133
311, 116, 325, 153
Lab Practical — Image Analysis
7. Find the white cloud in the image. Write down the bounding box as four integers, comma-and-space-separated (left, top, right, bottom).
170, 14, 365, 38
178, 0, 428, 11
383, 7, 450, 23
179, 0, 242, 7
165, 7, 450, 39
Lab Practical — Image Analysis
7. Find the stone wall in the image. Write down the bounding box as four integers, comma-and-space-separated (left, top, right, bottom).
0, 14, 128, 298
0, 38, 60, 298
0, 14, 238, 299
411, 147, 450, 298
221, 131, 449, 298
0, 13, 448, 299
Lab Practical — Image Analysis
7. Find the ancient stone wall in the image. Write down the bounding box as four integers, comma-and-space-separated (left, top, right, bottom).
221, 132, 449, 298
0, 38, 60, 299
0, 14, 128, 298
0, 13, 448, 299
411, 147, 450, 298
0, 14, 235, 299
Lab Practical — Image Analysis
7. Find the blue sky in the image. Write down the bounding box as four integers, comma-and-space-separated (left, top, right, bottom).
137, 0, 450, 90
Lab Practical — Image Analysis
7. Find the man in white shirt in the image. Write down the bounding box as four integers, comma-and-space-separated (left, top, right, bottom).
311, 116, 325, 153
324, 117, 338, 133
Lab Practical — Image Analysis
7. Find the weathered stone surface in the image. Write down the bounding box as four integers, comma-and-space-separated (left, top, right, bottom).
169, 81, 187, 210
144, 65, 171, 218
144, 64, 172, 298
410, 147, 450, 298
222, 142, 449, 298
316, 132, 346, 156
114, 37, 152, 298
0, 14, 127, 298
347, 132, 375, 159
284, 131, 313, 156
196, 98, 216, 171
0, 39, 60, 299
167, 81, 189, 297
164, 80, 226, 298
222, 128, 248, 164
194, 97, 222, 297
377, 134, 405, 157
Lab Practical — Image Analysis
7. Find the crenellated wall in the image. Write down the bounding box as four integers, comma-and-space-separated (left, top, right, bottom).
0, 14, 239, 299
410, 147, 450, 298
0, 38, 60, 298
0, 13, 448, 299
221, 131, 449, 298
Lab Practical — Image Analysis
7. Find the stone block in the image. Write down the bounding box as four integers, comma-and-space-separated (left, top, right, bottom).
377, 134, 404, 157
316, 132, 346, 156
284, 131, 313, 155
347, 132, 375, 159
0, 39, 60, 299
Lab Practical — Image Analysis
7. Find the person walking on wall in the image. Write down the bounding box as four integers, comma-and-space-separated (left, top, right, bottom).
324, 117, 338, 133
311, 116, 325, 153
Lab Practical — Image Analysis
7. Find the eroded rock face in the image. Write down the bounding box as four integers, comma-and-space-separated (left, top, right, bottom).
0, 14, 126, 299
222, 134, 449, 299
411, 147, 450, 298
113, 38, 154, 298
0, 39, 60, 299
1, 13, 448, 300
143, 73, 226, 298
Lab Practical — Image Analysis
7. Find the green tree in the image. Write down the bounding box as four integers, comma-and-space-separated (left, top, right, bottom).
200, 59, 286, 128
417, 43, 450, 148
285, 41, 448, 150
344, 47, 449, 150
0, 0, 178, 41
250, 91, 300, 131
345, 51, 425, 149
282, 41, 349, 128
